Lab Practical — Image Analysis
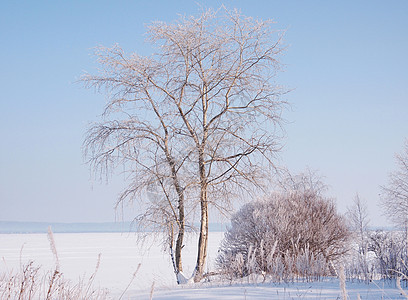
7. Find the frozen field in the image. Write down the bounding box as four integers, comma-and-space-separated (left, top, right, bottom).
1, 232, 407, 299
0, 232, 223, 296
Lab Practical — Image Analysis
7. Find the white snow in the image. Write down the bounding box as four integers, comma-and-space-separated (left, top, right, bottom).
0, 232, 223, 296
0, 232, 406, 299
134, 280, 407, 299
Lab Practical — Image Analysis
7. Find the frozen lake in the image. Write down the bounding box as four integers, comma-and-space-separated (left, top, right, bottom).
0, 232, 224, 295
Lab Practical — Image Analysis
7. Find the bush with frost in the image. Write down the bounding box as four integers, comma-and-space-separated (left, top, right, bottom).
217, 190, 350, 281
368, 230, 408, 281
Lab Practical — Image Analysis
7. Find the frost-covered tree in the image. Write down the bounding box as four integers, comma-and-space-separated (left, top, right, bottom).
217, 172, 350, 280
381, 140, 408, 239
347, 194, 370, 247
379, 140, 408, 284
368, 230, 408, 281
83, 7, 287, 283
346, 194, 371, 282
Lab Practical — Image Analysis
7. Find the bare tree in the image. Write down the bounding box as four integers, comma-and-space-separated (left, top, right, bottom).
346, 194, 370, 282
82, 7, 287, 282
381, 140, 408, 242
83, 79, 190, 282
347, 194, 370, 249
276, 167, 328, 196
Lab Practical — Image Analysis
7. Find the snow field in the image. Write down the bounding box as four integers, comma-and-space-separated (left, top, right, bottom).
0, 232, 224, 295
134, 280, 408, 299
0, 232, 407, 299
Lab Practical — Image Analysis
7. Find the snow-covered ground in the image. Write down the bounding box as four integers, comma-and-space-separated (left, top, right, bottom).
0, 232, 223, 296
1, 232, 406, 299
137, 280, 407, 299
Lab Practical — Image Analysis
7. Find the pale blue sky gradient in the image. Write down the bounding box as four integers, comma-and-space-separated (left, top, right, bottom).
1, 1, 407, 226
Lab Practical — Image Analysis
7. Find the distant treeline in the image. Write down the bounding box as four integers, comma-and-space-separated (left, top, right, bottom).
0, 221, 227, 234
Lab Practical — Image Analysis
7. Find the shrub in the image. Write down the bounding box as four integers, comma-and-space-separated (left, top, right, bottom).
217, 191, 350, 281
368, 230, 408, 281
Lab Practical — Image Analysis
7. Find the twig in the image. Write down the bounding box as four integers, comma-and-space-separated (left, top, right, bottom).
397, 276, 408, 299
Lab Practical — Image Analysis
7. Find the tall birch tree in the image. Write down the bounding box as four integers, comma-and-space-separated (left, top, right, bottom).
83, 8, 287, 282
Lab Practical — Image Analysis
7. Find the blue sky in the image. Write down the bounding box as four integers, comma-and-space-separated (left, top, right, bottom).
0, 1, 407, 226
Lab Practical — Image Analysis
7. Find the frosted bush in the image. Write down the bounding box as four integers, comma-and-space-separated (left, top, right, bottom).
368, 230, 408, 281
217, 190, 350, 282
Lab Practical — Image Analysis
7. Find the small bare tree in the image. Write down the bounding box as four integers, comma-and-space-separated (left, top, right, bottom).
347, 194, 370, 245
83, 7, 287, 283
346, 194, 370, 282
381, 140, 408, 245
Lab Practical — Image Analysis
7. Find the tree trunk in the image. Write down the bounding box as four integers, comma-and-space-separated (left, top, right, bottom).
194, 149, 209, 282
170, 216, 185, 284
405, 218, 408, 260
175, 203, 185, 273
194, 187, 208, 282
166, 147, 186, 281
